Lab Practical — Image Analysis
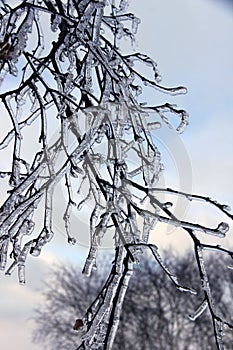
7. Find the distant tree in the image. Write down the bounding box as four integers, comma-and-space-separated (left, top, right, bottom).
0, 1, 232, 349
119, 252, 233, 350
32, 251, 233, 350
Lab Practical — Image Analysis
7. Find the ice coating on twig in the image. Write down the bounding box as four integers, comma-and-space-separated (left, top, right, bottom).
0, 1, 232, 349
189, 299, 208, 321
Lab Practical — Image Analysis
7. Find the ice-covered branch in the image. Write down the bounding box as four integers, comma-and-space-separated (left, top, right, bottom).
0, 1, 232, 349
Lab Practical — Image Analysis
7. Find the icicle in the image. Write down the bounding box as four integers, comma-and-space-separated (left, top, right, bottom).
10, 9, 34, 62
82, 247, 98, 277
128, 166, 142, 178
18, 263, 26, 285
77, 190, 92, 211
0, 66, 8, 87
50, 14, 61, 32
117, 0, 129, 14
116, 22, 124, 40
92, 4, 104, 44
8, 61, 18, 76
176, 111, 189, 133
0, 239, 9, 270
5, 261, 17, 277
215, 319, 224, 347
147, 121, 161, 130
131, 16, 141, 34
30, 228, 54, 257
106, 259, 134, 349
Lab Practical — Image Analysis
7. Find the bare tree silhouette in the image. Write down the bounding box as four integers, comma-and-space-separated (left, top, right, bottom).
0, 1, 232, 349
32, 252, 233, 350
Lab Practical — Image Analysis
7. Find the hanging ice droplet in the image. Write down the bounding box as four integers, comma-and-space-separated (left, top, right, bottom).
163, 202, 173, 209
217, 222, 229, 235
222, 204, 231, 212
68, 237, 76, 245
30, 247, 41, 257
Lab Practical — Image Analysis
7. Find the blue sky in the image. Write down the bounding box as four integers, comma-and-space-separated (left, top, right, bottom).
0, 1, 233, 349
128, 0, 233, 250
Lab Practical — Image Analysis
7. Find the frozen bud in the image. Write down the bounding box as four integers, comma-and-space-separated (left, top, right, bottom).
73, 319, 84, 331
